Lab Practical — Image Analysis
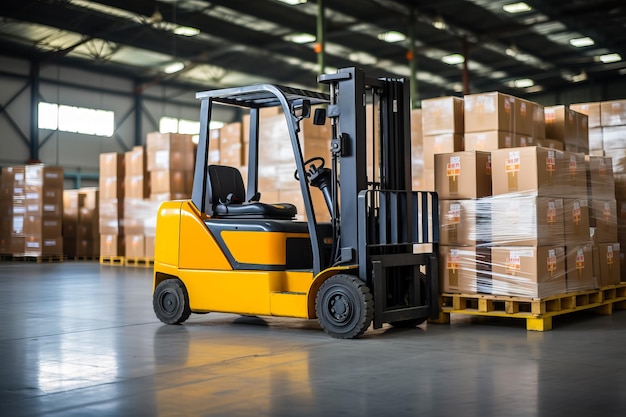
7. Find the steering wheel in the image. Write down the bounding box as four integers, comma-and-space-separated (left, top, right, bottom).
294, 156, 325, 181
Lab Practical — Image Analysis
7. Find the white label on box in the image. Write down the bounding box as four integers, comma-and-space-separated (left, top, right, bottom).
13, 206, 25, 214
15, 173, 24, 181
447, 156, 461, 177
45, 172, 59, 179
44, 240, 56, 247
547, 249, 557, 273
26, 192, 38, 199
511, 250, 534, 258
447, 249, 460, 270
27, 204, 39, 212
14, 187, 23, 194
547, 201, 556, 224
155, 150, 169, 168
26, 241, 39, 249
576, 249, 585, 269
13, 216, 23, 234
555, 199, 563, 209
44, 220, 58, 227
448, 204, 461, 224
506, 151, 520, 172
43, 204, 56, 212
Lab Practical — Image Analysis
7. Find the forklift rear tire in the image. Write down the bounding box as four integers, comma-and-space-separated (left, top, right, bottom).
316, 274, 373, 339
389, 318, 427, 328
153, 279, 192, 325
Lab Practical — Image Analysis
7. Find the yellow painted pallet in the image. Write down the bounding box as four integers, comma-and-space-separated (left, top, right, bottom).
99, 256, 125, 266
12, 255, 65, 263
436, 282, 626, 331
124, 257, 154, 268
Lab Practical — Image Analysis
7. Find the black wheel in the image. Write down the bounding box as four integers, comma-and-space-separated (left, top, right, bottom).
389, 318, 427, 328
315, 274, 373, 339
153, 279, 191, 325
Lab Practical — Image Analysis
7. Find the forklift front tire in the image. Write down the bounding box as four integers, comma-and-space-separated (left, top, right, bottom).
315, 274, 373, 339
153, 279, 192, 325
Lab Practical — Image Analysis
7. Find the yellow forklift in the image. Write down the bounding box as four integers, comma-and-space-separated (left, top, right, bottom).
152, 67, 439, 338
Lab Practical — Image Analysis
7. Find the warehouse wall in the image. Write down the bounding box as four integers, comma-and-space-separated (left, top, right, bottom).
0, 54, 234, 184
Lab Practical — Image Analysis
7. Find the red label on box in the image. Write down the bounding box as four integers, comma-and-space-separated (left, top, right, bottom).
573, 202, 581, 224
576, 249, 585, 270
447, 250, 460, 271
447, 157, 460, 177
505, 151, 520, 173
603, 202, 611, 222
547, 249, 557, 273
607, 246, 614, 265
547, 202, 556, 224
506, 255, 521, 273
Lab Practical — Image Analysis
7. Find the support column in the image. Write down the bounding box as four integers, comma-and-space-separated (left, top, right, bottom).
134, 82, 143, 146
316, 0, 326, 75
408, 8, 420, 109
29, 61, 41, 163
462, 37, 470, 95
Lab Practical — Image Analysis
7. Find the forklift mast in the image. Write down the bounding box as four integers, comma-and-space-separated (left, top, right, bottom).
320, 67, 439, 327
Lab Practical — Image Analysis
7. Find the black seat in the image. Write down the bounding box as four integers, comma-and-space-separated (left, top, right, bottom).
207, 165, 297, 219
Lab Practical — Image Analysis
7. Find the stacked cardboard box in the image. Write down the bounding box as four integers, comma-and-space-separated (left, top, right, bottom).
64, 188, 100, 258
464, 92, 544, 151
124, 146, 152, 259
147, 132, 195, 200
435, 151, 492, 294
411, 109, 424, 190
99, 152, 125, 257
421, 97, 464, 189
0, 167, 22, 254
4, 165, 65, 257
545, 105, 589, 154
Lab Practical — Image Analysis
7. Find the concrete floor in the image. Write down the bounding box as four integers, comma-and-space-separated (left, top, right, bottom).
1, 262, 625, 417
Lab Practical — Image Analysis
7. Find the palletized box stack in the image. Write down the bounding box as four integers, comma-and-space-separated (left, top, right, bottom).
124, 146, 151, 259
99, 152, 125, 257
489, 147, 577, 297
0, 167, 20, 254
63, 188, 100, 258
573, 99, 625, 282
421, 97, 464, 190
21, 165, 64, 257
435, 151, 492, 294
545, 105, 589, 154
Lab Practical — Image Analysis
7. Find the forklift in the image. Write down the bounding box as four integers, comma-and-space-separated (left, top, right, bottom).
152, 67, 439, 339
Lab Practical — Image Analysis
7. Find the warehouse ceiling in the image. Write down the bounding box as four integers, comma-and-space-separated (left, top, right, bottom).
0, 0, 625, 101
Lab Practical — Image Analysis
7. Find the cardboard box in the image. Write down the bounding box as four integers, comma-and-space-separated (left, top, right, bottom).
150, 170, 193, 195
600, 100, 626, 127
586, 155, 615, 200
125, 146, 147, 177
588, 127, 603, 151
125, 234, 145, 258
531, 102, 546, 139
601, 126, 626, 151
99, 176, 124, 200
464, 92, 515, 133
557, 152, 588, 199
145, 236, 155, 259
100, 234, 125, 257
490, 246, 567, 298
596, 243, 621, 286
563, 199, 591, 246
434, 151, 491, 199
491, 147, 565, 196
490, 196, 565, 246
545, 105, 578, 141
589, 200, 618, 243
99, 153, 125, 179
24, 165, 63, 188
439, 199, 491, 246
23, 235, 63, 256
146, 132, 195, 152
514, 98, 534, 136
423, 134, 464, 169
124, 175, 150, 199
516, 134, 536, 148
76, 239, 99, 258
23, 216, 62, 237
565, 244, 596, 292
570, 102, 601, 128
439, 245, 491, 294
464, 130, 514, 151
421, 96, 464, 135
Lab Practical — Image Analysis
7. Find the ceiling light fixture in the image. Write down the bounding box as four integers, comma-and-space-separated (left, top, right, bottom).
569, 37, 594, 48
442, 54, 465, 65
277, 0, 307, 4
164, 62, 185, 74
377, 31, 406, 43
432, 17, 446, 30
503, 2, 532, 14
599, 53, 622, 64
285, 33, 316, 44
513, 78, 534, 88
173, 26, 200, 37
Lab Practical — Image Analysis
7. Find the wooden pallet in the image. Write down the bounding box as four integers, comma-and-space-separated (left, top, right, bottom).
124, 257, 154, 268
72, 256, 99, 261
435, 283, 626, 331
11, 255, 66, 263
99, 256, 125, 266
